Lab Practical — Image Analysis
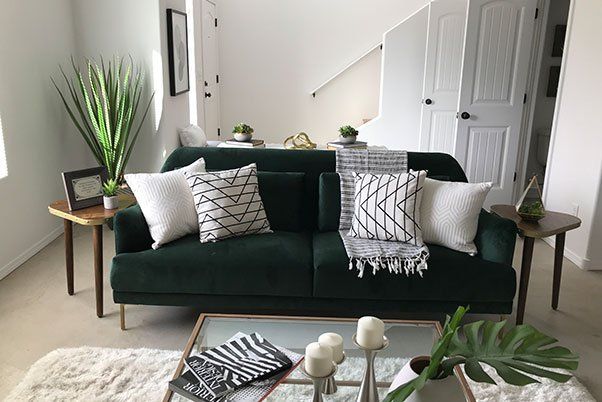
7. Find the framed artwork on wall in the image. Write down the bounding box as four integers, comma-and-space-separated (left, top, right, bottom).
167, 8, 190, 96
61, 167, 108, 211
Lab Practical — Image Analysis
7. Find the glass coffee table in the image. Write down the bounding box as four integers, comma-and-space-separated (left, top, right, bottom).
164, 314, 475, 401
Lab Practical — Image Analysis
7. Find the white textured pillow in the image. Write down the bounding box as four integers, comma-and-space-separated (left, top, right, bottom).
421, 178, 492, 254
125, 158, 206, 249
185, 163, 272, 243
178, 124, 207, 147
349, 170, 426, 246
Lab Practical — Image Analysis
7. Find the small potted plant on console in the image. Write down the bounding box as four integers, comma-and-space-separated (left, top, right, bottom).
233, 123, 254, 142
339, 125, 359, 144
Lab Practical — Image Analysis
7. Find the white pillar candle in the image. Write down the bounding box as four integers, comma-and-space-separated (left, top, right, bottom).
356, 316, 385, 349
318, 332, 344, 363
304, 342, 334, 377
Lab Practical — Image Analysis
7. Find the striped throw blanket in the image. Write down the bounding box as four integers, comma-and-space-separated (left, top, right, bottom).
337, 149, 429, 278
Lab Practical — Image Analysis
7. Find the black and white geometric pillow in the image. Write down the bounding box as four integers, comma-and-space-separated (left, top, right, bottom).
349, 170, 426, 245
185, 163, 272, 243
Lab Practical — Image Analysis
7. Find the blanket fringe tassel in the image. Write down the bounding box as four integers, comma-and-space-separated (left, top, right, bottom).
348, 251, 429, 278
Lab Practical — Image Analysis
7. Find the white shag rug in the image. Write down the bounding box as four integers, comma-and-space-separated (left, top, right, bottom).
5, 347, 595, 402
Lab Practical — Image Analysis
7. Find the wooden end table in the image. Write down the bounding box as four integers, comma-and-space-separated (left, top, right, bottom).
490, 205, 581, 325
48, 194, 136, 317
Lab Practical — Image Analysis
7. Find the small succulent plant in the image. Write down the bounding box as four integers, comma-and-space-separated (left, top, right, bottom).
339, 125, 359, 138
518, 200, 545, 217
233, 123, 254, 135
102, 179, 120, 197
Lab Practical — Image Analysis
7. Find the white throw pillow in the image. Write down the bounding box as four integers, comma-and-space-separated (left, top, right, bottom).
349, 170, 427, 246
185, 163, 272, 243
420, 178, 492, 254
178, 124, 207, 147
125, 158, 206, 249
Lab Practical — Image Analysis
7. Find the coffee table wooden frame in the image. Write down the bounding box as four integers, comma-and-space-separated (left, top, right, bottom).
163, 313, 476, 402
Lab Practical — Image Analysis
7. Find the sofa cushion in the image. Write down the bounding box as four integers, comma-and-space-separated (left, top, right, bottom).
312, 231, 516, 303
111, 231, 313, 297
258, 172, 305, 232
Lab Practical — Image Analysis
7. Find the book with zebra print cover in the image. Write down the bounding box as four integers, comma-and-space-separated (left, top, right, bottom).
170, 333, 294, 401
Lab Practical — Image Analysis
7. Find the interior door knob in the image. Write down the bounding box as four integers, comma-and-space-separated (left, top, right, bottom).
460, 112, 471, 120
424, 98, 433, 105
205, 92, 212, 98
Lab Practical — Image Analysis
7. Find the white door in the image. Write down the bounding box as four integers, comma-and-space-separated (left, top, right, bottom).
419, 0, 467, 154
202, 0, 221, 139
455, 0, 537, 205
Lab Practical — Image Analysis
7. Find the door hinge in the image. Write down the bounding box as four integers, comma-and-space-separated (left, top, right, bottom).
535, 8, 539, 19
523, 93, 527, 104
214, 18, 218, 27
217, 128, 221, 137
513, 172, 517, 182
216, 74, 219, 84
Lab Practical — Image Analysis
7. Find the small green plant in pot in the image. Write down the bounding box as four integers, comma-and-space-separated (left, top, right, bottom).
384, 306, 579, 402
339, 125, 359, 144
518, 200, 546, 222
102, 179, 120, 210
233, 123, 254, 142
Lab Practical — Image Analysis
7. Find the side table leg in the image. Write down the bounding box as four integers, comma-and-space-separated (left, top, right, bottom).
64, 219, 74, 295
93, 225, 103, 318
552, 233, 566, 310
516, 237, 535, 325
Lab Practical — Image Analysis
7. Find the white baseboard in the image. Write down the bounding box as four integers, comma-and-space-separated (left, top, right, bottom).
0, 225, 64, 280
541, 237, 601, 271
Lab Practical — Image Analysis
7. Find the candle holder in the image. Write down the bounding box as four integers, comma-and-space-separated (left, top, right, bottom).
321, 352, 345, 395
300, 363, 338, 402
352, 333, 389, 402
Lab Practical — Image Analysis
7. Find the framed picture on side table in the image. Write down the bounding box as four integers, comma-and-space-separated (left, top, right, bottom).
166, 8, 190, 96
61, 166, 108, 211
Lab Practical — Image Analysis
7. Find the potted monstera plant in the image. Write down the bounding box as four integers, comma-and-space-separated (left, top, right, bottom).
384, 306, 579, 402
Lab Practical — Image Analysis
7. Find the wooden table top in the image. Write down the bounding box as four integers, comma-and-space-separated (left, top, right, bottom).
491, 204, 581, 238
48, 194, 136, 226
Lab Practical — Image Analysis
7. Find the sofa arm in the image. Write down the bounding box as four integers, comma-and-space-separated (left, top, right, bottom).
474, 209, 518, 266
114, 204, 153, 254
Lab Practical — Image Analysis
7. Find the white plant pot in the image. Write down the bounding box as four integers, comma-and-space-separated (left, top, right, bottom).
388, 356, 462, 402
103, 195, 119, 210
234, 133, 252, 142
339, 135, 357, 144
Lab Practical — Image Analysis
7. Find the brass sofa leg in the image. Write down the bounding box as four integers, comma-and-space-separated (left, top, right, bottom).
120, 304, 126, 331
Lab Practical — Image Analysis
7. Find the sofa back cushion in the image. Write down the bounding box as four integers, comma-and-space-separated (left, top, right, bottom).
161, 147, 335, 231
318, 152, 468, 231
258, 172, 305, 232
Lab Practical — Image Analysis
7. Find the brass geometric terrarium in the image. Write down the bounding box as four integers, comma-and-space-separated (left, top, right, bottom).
515, 175, 546, 222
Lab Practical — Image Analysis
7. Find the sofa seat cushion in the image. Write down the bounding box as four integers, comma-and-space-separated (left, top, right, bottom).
313, 232, 516, 303
111, 231, 313, 297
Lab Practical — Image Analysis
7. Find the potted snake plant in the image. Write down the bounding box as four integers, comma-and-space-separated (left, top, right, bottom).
385, 306, 579, 402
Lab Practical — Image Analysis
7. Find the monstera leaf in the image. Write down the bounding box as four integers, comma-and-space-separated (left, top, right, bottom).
441, 320, 579, 386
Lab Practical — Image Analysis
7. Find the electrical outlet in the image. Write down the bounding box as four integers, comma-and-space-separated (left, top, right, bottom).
571, 203, 579, 217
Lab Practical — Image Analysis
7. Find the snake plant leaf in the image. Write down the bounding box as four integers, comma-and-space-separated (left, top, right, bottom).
446, 321, 578, 386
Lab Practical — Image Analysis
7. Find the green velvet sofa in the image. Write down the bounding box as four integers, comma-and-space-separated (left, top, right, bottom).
111, 147, 518, 320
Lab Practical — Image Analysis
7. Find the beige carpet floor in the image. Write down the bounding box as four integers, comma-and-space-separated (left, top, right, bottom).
0, 226, 601, 400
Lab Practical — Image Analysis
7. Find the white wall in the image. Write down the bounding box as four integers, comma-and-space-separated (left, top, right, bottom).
216, 0, 428, 145
359, 5, 429, 150
544, 0, 602, 270
71, 0, 190, 174
0, 0, 89, 278
525, 0, 570, 183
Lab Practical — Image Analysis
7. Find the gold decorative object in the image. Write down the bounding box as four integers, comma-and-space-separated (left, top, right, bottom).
284, 132, 317, 150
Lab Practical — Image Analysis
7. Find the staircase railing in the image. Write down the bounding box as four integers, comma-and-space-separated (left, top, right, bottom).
310, 42, 382, 97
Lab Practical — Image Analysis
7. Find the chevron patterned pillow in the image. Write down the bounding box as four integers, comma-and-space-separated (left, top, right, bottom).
185, 163, 272, 243
349, 170, 426, 245
420, 178, 492, 254
125, 158, 206, 249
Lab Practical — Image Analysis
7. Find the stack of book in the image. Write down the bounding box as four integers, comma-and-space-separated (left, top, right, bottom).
326, 140, 368, 151
169, 333, 302, 401
224, 139, 265, 148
